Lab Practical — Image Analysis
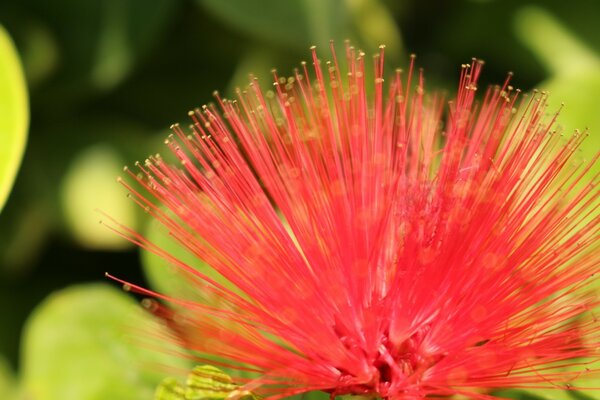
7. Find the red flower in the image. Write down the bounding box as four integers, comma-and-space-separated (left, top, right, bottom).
108, 44, 600, 399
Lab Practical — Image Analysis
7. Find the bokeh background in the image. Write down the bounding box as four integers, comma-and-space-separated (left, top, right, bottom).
0, 0, 599, 399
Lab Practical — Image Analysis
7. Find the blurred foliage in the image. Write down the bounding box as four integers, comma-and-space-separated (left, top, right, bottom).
154, 365, 257, 400
21, 284, 190, 400
142, 216, 212, 300
154, 365, 330, 400
141, 208, 238, 300
514, 6, 600, 185
0, 0, 599, 399
496, 388, 595, 400
61, 144, 137, 250
198, 0, 402, 61
0, 25, 28, 214
0, 356, 17, 400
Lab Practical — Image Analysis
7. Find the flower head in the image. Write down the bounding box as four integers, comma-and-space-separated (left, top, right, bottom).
110, 44, 600, 399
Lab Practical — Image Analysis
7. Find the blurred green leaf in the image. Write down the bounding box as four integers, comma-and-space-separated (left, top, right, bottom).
541, 73, 600, 166
88, 0, 175, 91
289, 391, 329, 400
346, 0, 403, 62
495, 387, 596, 400
25, 0, 177, 105
514, 6, 600, 188
88, 0, 176, 91
197, 0, 314, 49
493, 389, 549, 399
19, 20, 59, 87
226, 47, 280, 94
514, 6, 600, 77
60, 144, 137, 250
141, 215, 232, 299
301, 0, 350, 49
198, 0, 401, 57
21, 283, 190, 400
0, 202, 50, 275
0, 25, 28, 213
0, 356, 17, 400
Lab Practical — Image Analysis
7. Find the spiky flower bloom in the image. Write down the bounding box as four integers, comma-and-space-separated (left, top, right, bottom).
110, 44, 600, 399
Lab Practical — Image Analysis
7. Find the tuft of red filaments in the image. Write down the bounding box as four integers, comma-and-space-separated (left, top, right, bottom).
107, 44, 600, 399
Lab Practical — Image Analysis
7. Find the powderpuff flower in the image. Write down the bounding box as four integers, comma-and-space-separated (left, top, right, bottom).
108, 44, 600, 399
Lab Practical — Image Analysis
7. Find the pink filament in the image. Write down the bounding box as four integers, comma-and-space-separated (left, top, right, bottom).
112, 44, 600, 399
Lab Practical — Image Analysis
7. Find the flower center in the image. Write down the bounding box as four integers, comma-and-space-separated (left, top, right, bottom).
335, 327, 446, 399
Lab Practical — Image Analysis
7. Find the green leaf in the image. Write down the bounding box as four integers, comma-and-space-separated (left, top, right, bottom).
88, 0, 175, 91
541, 72, 600, 174
346, 0, 403, 63
290, 391, 330, 400
512, 14, 600, 395
494, 358, 600, 399
19, 20, 60, 87
301, 0, 350, 49
21, 283, 191, 400
514, 5, 600, 198
199, 0, 365, 50
185, 365, 253, 400
60, 144, 138, 250
155, 365, 257, 400
24, 0, 177, 104
0, 356, 17, 400
514, 6, 600, 77
197, 0, 312, 49
495, 388, 596, 400
0, 25, 29, 213
155, 377, 186, 400
225, 47, 280, 96
493, 389, 549, 399
141, 215, 233, 299
198, 0, 401, 57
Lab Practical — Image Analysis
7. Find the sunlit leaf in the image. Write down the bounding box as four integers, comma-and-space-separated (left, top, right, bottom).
514, 6, 600, 77
21, 283, 190, 400
541, 73, 600, 173
0, 25, 29, 213
493, 4, 600, 371
60, 144, 137, 250
514, 5, 600, 197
